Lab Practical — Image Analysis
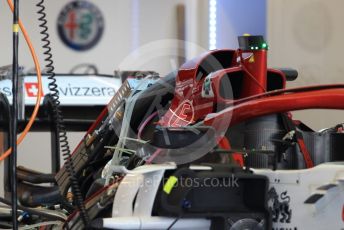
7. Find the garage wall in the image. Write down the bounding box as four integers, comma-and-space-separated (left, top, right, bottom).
216, 0, 267, 49
0, 1, 130, 74
267, 0, 344, 130
0, 0, 208, 75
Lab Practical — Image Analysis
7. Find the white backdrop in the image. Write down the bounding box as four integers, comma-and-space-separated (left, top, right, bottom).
0, 0, 209, 75
268, 0, 344, 130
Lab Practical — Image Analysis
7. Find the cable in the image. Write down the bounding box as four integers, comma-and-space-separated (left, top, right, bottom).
167, 217, 180, 230
19, 221, 62, 230
10, 0, 19, 228
0, 0, 43, 162
137, 111, 158, 140
36, 0, 90, 226
136, 111, 162, 164
0, 197, 65, 222
145, 148, 162, 164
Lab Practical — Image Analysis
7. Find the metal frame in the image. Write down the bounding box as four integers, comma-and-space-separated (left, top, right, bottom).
0, 92, 103, 196
0, 93, 11, 199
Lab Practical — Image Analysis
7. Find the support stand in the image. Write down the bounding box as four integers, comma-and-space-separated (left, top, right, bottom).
0, 93, 11, 200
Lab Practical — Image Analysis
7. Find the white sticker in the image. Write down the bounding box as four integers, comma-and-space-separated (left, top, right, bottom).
0, 74, 122, 106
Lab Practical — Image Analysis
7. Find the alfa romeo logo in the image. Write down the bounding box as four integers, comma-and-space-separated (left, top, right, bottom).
57, 1, 104, 51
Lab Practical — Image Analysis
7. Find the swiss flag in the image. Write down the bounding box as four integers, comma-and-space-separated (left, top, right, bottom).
25, 82, 43, 97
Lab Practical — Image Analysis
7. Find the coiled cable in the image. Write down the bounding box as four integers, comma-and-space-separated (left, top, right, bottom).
36, 0, 90, 226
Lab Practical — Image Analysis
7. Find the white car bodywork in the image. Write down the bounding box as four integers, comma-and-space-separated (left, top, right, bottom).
253, 163, 344, 230
105, 163, 344, 230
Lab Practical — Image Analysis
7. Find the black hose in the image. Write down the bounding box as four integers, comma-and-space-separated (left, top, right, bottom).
36, 0, 90, 226
10, 0, 19, 228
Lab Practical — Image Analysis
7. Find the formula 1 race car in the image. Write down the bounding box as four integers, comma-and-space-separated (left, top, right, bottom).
1, 35, 344, 230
